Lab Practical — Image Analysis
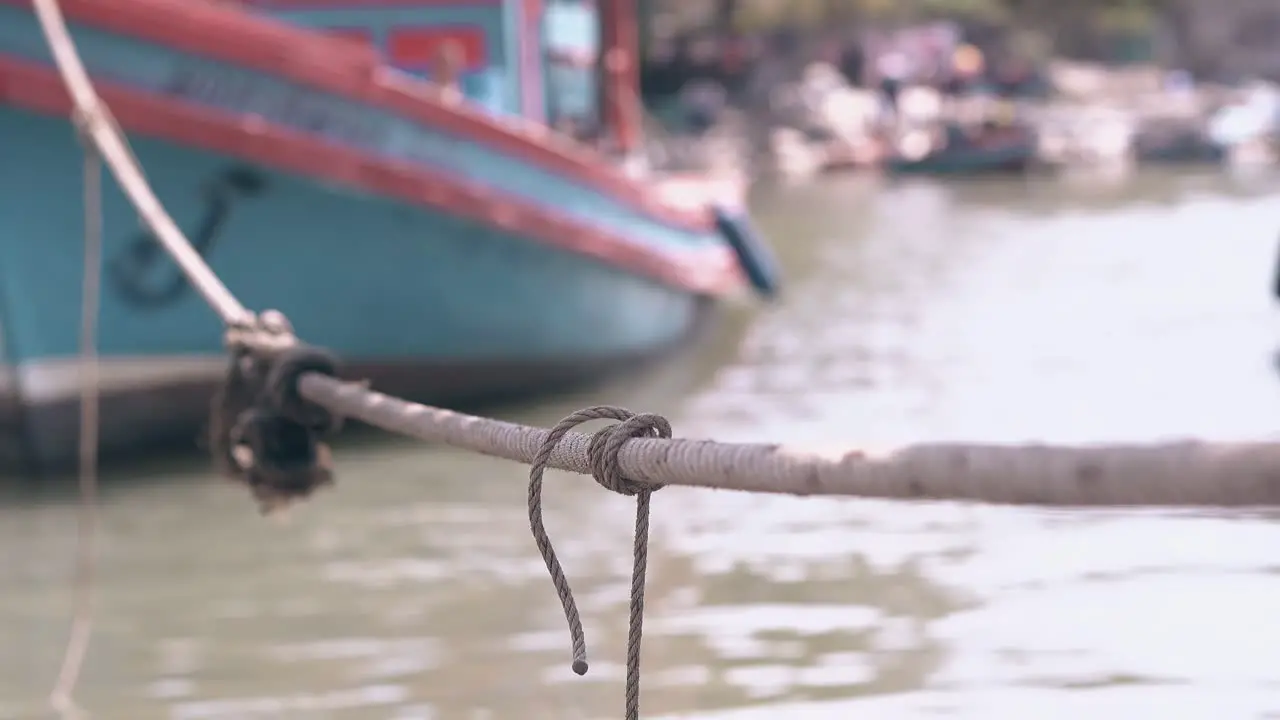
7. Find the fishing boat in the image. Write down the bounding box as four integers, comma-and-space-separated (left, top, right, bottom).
886, 123, 1036, 176
1137, 88, 1280, 169
0, 0, 780, 470
1133, 127, 1227, 165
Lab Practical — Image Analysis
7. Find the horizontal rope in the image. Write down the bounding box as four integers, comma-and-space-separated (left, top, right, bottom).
299, 373, 1280, 507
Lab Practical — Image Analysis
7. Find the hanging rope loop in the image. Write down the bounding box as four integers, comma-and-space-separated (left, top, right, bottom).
527, 406, 671, 719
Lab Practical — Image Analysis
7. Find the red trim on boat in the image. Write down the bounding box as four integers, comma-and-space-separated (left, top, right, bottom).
0, 0, 712, 231
517, 0, 543, 119
324, 26, 376, 49
387, 25, 487, 70
0, 56, 743, 295
598, 0, 641, 153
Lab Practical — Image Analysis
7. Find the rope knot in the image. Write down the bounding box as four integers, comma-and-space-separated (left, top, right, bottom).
527, 405, 671, 720
211, 313, 343, 514
587, 412, 671, 497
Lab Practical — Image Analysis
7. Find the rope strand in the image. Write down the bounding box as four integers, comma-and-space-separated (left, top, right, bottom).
527, 412, 592, 676
49, 145, 104, 720
301, 373, 1280, 507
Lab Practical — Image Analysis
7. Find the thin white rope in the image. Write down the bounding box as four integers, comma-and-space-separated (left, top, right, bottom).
48, 146, 104, 720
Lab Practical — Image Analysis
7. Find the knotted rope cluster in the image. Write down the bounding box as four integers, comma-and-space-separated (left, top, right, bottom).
527, 406, 672, 720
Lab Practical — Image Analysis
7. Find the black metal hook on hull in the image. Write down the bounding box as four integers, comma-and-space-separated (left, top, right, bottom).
109, 167, 265, 309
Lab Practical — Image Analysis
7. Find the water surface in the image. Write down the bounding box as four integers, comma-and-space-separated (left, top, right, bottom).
6, 168, 1280, 719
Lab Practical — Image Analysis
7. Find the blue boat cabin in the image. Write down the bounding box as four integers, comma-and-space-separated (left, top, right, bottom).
242, 0, 603, 133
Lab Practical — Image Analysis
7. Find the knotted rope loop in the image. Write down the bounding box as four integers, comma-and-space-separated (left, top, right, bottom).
528, 405, 671, 720
213, 310, 342, 513
586, 412, 672, 496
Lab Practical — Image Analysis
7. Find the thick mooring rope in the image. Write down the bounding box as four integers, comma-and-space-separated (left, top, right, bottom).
299, 373, 1280, 506
29, 0, 1280, 716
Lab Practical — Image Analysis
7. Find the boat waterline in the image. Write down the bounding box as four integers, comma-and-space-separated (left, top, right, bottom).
0, 355, 226, 404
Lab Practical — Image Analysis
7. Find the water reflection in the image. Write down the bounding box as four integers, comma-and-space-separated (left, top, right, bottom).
6, 170, 1280, 718
693, 172, 1280, 448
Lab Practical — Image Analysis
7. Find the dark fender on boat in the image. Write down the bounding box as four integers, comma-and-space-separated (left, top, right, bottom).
713, 205, 781, 300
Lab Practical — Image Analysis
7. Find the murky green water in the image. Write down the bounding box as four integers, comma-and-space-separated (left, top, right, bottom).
7, 168, 1280, 719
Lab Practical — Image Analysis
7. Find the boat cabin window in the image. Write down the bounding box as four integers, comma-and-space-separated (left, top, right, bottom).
242, 1, 514, 115
543, 0, 600, 140
387, 27, 505, 112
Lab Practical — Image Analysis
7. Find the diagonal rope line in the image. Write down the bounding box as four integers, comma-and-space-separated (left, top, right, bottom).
31, 0, 251, 327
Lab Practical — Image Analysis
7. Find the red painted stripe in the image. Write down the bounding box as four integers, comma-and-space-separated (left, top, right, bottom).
387, 26, 486, 70
324, 27, 375, 50
0, 0, 710, 231
0, 55, 741, 295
